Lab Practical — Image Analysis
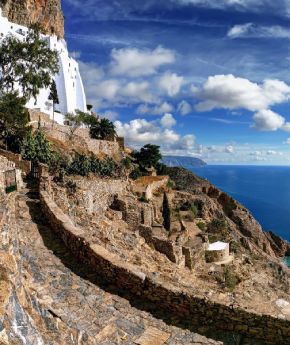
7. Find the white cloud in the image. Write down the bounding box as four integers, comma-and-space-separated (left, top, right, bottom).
136, 102, 174, 115
114, 118, 196, 155
160, 113, 176, 128
195, 74, 290, 112
175, 0, 266, 10
177, 100, 192, 115
79, 61, 104, 83
110, 46, 175, 77
227, 23, 254, 38
100, 110, 119, 121
285, 138, 290, 144
121, 81, 156, 103
225, 145, 234, 153
158, 72, 184, 96
252, 109, 285, 131
228, 23, 290, 39
94, 79, 121, 101
266, 150, 282, 156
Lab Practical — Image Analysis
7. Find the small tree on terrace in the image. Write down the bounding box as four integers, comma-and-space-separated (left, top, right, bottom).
0, 24, 59, 101
48, 80, 59, 127
65, 110, 89, 139
0, 91, 30, 152
89, 118, 116, 140
134, 144, 162, 170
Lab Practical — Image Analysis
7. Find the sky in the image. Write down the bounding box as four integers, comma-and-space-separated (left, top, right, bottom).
62, 0, 290, 165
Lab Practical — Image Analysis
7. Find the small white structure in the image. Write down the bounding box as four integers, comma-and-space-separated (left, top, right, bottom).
0, 8, 87, 124
205, 241, 230, 263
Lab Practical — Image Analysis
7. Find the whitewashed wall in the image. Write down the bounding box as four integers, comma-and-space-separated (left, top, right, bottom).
0, 8, 87, 124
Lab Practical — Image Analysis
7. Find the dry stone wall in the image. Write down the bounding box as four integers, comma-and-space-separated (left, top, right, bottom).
0, 149, 31, 175
0, 154, 24, 193
39, 186, 290, 344
38, 121, 123, 159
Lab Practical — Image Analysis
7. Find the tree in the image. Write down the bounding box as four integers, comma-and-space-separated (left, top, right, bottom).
134, 144, 162, 170
64, 110, 89, 139
0, 24, 59, 101
0, 91, 30, 152
48, 80, 59, 127
162, 192, 171, 231
89, 118, 116, 140
21, 130, 54, 164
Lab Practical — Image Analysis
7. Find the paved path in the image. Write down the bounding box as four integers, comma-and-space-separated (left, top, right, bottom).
5, 185, 222, 345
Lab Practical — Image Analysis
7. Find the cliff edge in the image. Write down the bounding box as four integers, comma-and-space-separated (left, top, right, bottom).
0, 0, 64, 37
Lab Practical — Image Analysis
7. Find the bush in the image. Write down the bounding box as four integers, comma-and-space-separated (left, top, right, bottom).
190, 204, 198, 218
68, 152, 91, 176
49, 152, 69, 181
224, 266, 239, 291
98, 157, 116, 177
230, 241, 241, 253
208, 218, 228, 234
130, 167, 142, 180
167, 180, 175, 189
21, 131, 54, 164
139, 195, 149, 203
121, 156, 132, 170
197, 221, 206, 231
65, 180, 77, 195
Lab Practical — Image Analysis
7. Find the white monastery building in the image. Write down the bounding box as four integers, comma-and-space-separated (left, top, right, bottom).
0, 8, 87, 124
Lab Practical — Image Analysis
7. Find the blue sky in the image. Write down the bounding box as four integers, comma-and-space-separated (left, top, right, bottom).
62, 0, 290, 165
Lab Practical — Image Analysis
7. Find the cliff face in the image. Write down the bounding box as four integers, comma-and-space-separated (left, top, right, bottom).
167, 167, 290, 259
0, 0, 64, 38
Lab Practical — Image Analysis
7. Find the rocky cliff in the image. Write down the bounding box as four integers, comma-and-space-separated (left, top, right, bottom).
166, 166, 290, 259
0, 0, 64, 37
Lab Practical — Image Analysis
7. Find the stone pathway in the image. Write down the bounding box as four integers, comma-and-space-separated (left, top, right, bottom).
4, 185, 222, 345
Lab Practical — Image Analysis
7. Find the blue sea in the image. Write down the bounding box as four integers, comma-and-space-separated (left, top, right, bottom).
190, 165, 290, 242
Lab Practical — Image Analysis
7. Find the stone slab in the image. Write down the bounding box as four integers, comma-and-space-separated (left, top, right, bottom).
135, 327, 171, 345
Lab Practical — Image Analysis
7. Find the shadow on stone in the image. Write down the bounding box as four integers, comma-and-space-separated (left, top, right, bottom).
24, 183, 265, 345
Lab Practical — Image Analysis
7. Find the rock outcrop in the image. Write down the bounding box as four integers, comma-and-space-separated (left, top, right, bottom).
0, 0, 64, 37
166, 166, 290, 259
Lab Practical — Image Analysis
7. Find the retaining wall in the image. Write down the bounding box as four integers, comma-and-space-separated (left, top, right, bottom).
0, 149, 31, 175
39, 188, 290, 344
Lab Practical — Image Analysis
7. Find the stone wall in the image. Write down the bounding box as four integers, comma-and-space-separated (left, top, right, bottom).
39, 188, 290, 344
0, 149, 31, 175
0, 154, 24, 193
36, 121, 123, 159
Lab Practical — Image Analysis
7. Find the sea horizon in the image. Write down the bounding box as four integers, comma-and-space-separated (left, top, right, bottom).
190, 164, 290, 243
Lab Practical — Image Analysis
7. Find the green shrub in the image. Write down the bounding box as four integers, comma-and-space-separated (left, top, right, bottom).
230, 241, 241, 253
224, 266, 239, 291
139, 195, 149, 203
65, 180, 77, 195
190, 204, 198, 218
197, 221, 206, 231
68, 152, 91, 176
89, 155, 101, 174
208, 218, 228, 234
98, 157, 116, 177
21, 131, 54, 164
121, 156, 132, 170
130, 167, 142, 180
167, 180, 175, 189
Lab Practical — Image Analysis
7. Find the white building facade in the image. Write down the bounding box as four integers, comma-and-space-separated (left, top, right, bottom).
0, 8, 87, 124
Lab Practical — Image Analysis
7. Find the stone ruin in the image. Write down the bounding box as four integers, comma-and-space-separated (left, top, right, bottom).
0, 154, 23, 195
111, 176, 232, 270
